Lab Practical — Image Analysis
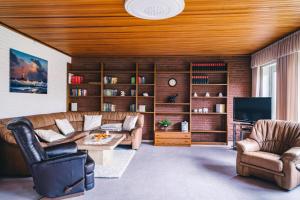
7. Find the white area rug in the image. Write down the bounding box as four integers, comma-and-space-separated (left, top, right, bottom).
94, 150, 136, 178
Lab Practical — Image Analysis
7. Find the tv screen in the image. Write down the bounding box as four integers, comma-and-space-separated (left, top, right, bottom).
233, 97, 272, 123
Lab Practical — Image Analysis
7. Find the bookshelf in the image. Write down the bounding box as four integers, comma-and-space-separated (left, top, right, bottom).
190, 62, 228, 145
67, 63, 102, 112
67, 62, 155, 137
67, 61, 229, 145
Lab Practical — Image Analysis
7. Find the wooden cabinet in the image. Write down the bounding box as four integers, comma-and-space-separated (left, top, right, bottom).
154, 131, 191, 146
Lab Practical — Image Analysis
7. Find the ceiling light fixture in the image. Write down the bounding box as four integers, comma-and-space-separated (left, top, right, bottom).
125, 0, 185, 20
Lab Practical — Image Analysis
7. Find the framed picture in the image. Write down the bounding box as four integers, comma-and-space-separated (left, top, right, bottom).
9, 48, 48, 94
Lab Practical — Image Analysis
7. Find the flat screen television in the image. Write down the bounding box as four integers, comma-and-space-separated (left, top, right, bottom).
233, 97, 272, 123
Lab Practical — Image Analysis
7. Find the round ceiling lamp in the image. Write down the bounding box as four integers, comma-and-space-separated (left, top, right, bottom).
125, 0, 185, 20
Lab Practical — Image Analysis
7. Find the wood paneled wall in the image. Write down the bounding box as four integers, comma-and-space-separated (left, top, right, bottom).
72, 56, 251, 140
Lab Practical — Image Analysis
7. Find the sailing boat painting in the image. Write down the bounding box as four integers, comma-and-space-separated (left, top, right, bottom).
10, 49, 48, 94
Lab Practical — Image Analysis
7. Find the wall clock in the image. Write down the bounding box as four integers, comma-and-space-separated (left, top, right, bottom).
168, 78, 177, 87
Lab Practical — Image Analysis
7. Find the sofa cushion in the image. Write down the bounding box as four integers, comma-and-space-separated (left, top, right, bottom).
123, 115, 138, 131
101, 123, 122, 132
84, 115, 102, 131
40, 131, 89, 148
241, 151, 283, 172
35, 129, 66, 143
55, 119, 75, 135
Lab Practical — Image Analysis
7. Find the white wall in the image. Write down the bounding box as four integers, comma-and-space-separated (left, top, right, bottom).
0, 25, 71, 119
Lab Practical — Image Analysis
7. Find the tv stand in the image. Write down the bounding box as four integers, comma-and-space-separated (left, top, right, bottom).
232, 121, 254, 149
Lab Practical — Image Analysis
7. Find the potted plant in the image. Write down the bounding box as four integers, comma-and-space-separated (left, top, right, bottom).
158, 119, 172, 131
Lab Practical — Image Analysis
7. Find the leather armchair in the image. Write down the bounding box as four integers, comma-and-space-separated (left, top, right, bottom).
236, 120, 300, 190
7, 118, 95, 198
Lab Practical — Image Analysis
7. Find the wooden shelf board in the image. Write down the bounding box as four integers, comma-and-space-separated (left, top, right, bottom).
69, 83, 101, 86
156, 103, 190, 105
155, 130, 189, 133
69, 96, 100, 98
191, 130, 227, 133
157, 71, 190, 74
138, 71, 155, 74
138, 112, 154, 114
138, 96, 154, 98
104, 84, 135, 86
69, 70, 101, 73
155, 112, 190, 115
192, 142, 227, 145
192, 71, 228, 74
192, 112, 227, 115
103, 96, 136, 98
191, 96, 227, 99
138, 84, 155, 86
104, 70, 136, 73
192, 84, 227, 86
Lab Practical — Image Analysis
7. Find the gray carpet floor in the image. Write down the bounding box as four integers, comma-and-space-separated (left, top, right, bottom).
1, 144, 300, 200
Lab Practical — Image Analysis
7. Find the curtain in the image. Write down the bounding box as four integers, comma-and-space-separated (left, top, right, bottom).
251, 67, 259, 97
251, 29, 300, 121
276, 53, 299, 121
251, 43, 278, 68
251, 30, 300, 69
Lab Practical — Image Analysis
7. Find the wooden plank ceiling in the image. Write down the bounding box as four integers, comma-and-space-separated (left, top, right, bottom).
0, 0, 299, 56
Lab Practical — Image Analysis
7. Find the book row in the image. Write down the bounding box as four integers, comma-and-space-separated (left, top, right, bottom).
192, 63, 227, 71
68, 73, 84, 84
103, 103, 116, 112
192, 76, 209, 84
70, 89, 87, 96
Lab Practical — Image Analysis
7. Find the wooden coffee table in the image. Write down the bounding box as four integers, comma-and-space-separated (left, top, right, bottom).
76, 133, 125, 165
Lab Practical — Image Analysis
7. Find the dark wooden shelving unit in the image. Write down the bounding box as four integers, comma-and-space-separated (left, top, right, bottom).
67, 62, 156, 139
190, 62, 228, 145
191, 130, 227, 133
155, 112, 190, 115
154, 64, 192, 146
70, 96, 101, 98
192, 96, 227, 99
191, 112, 227, 115
192, 84, 228, 86
67, 63, 102, 112
68, 70, 101, 73
67, 61, 228, 145
155, 103, 190, 105
104, 83, 135, 86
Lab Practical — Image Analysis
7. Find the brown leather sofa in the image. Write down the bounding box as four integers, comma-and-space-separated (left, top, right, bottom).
0, 111, 144, 176
236, 120, 300, 190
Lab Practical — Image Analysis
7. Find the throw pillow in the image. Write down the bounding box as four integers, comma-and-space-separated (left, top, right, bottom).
84, 115, 102, 131
55, 119, 75, 135
122, 115, 138, 131
101, 123, 123, 132
35, 129, 66, 143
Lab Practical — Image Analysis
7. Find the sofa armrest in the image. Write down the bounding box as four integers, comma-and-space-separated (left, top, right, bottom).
130, 127, 143, 150
236, 138, 260, 153
281, 147, 300, 163
44, 142, 78, 158
0, 128, 17, 145
31, 152, 87, 197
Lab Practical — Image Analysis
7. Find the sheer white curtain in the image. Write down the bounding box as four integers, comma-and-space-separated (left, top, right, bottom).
251, 67, 259, 97
251, 30, 300, 121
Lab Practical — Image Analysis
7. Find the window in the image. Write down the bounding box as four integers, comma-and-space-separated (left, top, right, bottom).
260, 62, 277, 119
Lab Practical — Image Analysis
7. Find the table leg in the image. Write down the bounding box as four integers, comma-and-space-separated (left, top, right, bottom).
88, 150, 113, 165
232, 123, 237, 149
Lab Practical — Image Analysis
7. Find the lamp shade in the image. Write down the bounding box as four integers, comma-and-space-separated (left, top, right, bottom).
125, 0, 185, 20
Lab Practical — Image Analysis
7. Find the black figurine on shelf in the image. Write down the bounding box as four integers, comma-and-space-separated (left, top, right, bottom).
167, 94, 178, 103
